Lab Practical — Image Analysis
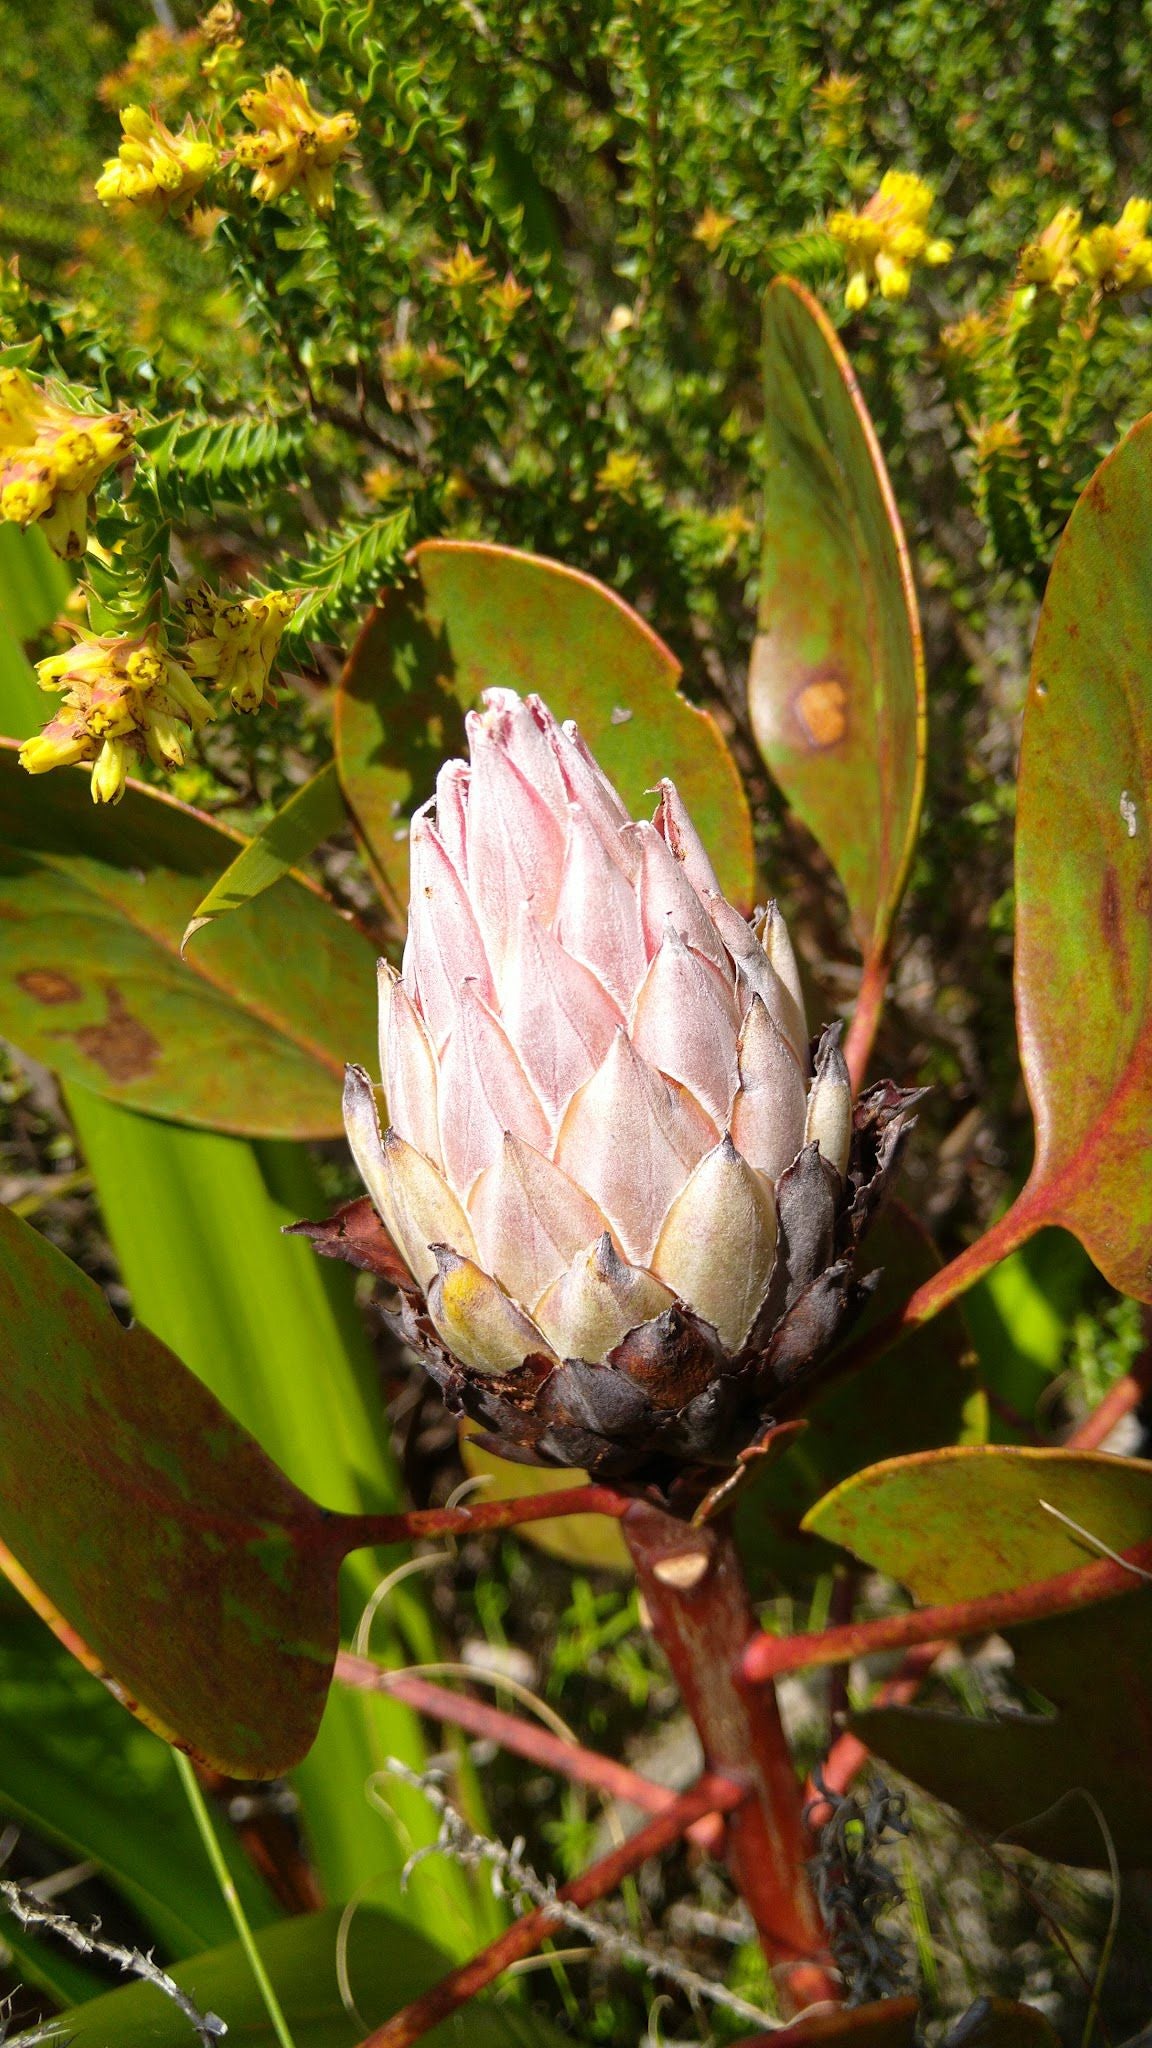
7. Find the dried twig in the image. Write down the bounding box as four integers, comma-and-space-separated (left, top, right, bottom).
1, 1880, 227, 2047
380, 1759, 789, 2031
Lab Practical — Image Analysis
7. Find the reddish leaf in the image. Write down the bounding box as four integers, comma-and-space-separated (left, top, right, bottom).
749, 279, 925, 961
335, 539, 755, 914
1012, 410, 1152, 1299
0, 1201, 343, 1777
805, 1445, 1152, 1862
0, 745, 375, 1136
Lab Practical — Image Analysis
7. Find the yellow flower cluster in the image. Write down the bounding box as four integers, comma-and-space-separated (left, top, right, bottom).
0, 368, 134, 559
233, 69, 358, 213
1018, 199, 1152, 296
1077, 198, 1152, 293
1017, 205, 1082, 292
96, 106, 217, 219
20, 628, 214, 805
180, 587, 299, 713
827, 171, 952, 311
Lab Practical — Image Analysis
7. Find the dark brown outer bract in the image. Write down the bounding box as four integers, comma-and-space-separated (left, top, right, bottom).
297, 1073, 923, 1507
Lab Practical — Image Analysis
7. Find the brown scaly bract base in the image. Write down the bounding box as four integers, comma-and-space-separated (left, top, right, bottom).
293, 1079, 923, 1508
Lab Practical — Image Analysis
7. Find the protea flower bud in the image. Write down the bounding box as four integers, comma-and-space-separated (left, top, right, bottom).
335, 690, 917, 1489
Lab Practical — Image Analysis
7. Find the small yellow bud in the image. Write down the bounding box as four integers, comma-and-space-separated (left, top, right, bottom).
1017, 206, 1082, 292
435, 245, 495, 294
692, 207, 736, 254
483, 273, 532, 319
90, 737, 134, 805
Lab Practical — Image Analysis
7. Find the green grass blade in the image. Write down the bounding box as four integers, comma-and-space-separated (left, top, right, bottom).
65, 1079, 499, 1950
175, 1752, 299, 2048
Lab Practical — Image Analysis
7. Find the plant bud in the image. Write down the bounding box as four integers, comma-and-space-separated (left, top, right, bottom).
335, 690, 919, 1491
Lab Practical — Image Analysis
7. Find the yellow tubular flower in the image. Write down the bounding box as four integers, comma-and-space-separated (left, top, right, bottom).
827, 170, 952, 311
233, 69, 358, 212
0, 368, 134, 558
180, 587, 298, 713
21, 626, 213, 804
1076, 197, 1152, 293
96, 105, 218, 220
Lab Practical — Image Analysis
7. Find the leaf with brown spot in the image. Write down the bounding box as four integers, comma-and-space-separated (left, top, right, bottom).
0, 1201, 347, 1777
0, 744, 376, 1136
335, 539, 755, 914
749, 279, 925, 963
1008, 410, 1152, 1299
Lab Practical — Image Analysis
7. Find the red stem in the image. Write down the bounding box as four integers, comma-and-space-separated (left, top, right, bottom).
743, 1534, 1152, 1686
622, 1501, 838, 2011
843, 944, 889, 1096
355, 1772, 748, 2048
334, 1482, 631, 1553
334, 1652, 724, 1851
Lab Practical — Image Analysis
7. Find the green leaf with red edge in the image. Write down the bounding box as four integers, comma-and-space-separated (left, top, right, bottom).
804, 1445, 1152, 1863
1009, 409, 1152, 1300
0, 1200, 346, 1778
334, 538, 756, 915
732, 1204, 987, 1594
749, 278, 925, 959
0, 744, 375, 1137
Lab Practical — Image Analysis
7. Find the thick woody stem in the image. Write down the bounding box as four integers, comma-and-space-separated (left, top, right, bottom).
622, 1501, 838, 2011
356, 1772, 747, 2048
